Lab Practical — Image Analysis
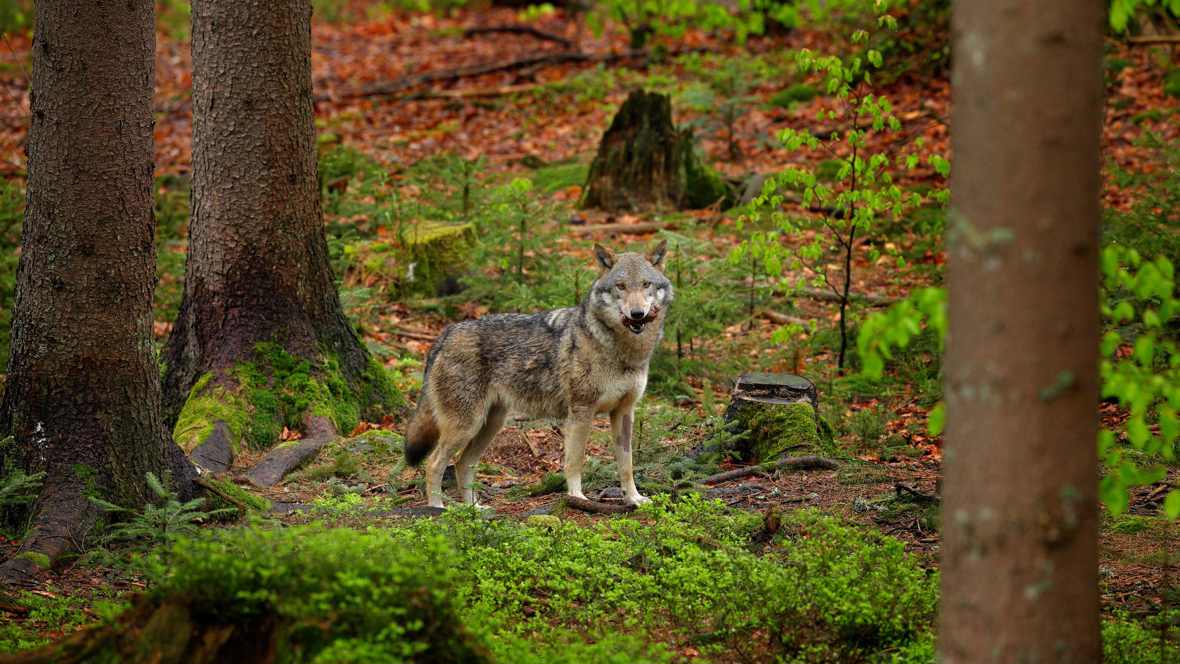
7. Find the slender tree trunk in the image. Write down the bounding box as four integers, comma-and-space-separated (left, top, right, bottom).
0, 0, 194, 585
940, 1, 1103, 660
162, 0, 393, 471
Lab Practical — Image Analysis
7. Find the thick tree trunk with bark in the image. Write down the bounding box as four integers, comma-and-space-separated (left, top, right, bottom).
0, 0, 194, 584
941, 1, 1103, 661
582, 90, 731, 212
162, 0, 394, 472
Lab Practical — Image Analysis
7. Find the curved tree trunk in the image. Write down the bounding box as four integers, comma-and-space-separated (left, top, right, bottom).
940, 0, 1103, 660
0, 0, 195, 585
162, 0, 393, 474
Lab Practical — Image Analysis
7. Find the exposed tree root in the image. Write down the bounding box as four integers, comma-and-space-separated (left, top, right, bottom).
701, 456, 840, 485
463, 24, 573, 49
0, 484, 98, 588
245, 416, 339, 488
564, 496, 637, 514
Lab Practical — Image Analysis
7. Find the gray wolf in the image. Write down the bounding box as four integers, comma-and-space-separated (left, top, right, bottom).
404, 240, 673, 508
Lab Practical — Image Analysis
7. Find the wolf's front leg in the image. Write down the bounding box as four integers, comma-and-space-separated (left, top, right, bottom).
562, 411, 593, 500
611, 406, 649, 505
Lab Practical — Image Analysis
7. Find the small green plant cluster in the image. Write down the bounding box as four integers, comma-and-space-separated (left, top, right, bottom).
89, 472, 233, 548
1109, 0, 1180, 32
587, 0, 775, 51
677, 53, 780, 161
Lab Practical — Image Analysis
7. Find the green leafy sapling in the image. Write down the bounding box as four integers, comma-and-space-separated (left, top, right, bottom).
740, 9, 944, 370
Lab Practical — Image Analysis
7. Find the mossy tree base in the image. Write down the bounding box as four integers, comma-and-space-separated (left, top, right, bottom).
581, 89, 732, 212
722, 373, 824, 462
171, 343, 399, 478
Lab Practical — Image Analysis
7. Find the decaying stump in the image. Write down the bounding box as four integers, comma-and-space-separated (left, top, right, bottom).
723, 373, 823, 462
581, 89, 731, 211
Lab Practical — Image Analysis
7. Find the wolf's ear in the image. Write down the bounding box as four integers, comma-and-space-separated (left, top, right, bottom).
648, 239, 668, 267
593, 244, 615, 270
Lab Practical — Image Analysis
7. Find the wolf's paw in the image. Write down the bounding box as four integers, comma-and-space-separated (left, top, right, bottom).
567, 490, 588, 501
626, 494, 651, 506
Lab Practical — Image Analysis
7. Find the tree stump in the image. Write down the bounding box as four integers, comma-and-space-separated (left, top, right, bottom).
581, 89, 730, 212
723, 373, 822, 462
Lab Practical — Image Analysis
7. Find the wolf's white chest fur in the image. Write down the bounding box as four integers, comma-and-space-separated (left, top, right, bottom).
593, 370, 647, 414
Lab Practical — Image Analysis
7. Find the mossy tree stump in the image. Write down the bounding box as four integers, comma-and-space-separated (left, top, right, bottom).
346, 221, 475, 298
723, 373, 822, 462
581, 89, 731, 212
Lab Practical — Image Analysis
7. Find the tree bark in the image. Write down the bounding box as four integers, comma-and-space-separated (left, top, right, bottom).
162, 0, 390, 466
941, 1, 1103, 661
0, 0, 195, 585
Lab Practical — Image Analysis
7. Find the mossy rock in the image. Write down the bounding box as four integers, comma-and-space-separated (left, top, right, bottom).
728, 400, 822, 462
345, 221, 474, 297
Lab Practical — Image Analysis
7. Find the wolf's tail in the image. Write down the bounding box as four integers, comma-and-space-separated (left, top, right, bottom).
404, 393, 439, 467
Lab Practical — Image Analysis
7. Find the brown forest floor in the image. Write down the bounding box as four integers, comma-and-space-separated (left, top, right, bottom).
0, 0, 1178, 649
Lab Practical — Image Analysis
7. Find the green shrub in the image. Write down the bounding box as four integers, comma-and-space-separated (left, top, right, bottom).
116, 497, 936, 663
1103, 612, 1179, 664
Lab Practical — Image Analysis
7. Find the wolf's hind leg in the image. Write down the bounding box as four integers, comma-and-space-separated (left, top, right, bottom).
424, 417, 480, 508
562, 410, 593, 500
611, 406, 649, 505
455, 405, 507, 505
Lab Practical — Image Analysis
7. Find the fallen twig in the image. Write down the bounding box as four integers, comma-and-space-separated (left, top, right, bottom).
391, 326, 438, 343
564, 495, 637, 514
464, 24, 573, 49
894, 482, 939, 504
702, 455, 840, 485
796, 287, 898, 307
759, 309, 810, 327
1127, 35, 1180, 45
320, 47, 708, 103
568, 220, 676, 236
194, 475, 250, 513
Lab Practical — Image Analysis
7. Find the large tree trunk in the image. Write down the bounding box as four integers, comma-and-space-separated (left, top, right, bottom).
0, 0, 195, 585
940, 1, 1103, 661
162, 0, 395, 475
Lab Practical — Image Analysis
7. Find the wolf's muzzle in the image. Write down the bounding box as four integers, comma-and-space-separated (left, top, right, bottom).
622, 307, 659, 334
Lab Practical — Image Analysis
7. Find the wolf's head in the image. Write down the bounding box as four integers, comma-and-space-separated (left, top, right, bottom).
589, 240, 674, 335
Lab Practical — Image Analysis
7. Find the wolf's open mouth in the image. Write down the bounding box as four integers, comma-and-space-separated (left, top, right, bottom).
622, 308, 659, 335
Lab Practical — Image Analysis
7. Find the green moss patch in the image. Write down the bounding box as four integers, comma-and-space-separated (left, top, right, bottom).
730, 400, 824, 462
530, 161, 589, 194
174, 345, 400, 454
171, 373, 252, 455
770, 82, 817, 107
345, 221, 475, 297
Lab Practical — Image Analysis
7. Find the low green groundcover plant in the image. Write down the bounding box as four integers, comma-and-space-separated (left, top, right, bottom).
5, 495, 1170, 662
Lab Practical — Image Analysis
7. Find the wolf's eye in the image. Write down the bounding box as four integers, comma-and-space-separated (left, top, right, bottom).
615, 283, 626, 291
642, 281, 651, 288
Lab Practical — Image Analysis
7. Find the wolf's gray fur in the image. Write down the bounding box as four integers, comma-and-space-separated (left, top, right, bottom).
405, 240, 673, 507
